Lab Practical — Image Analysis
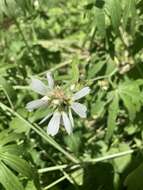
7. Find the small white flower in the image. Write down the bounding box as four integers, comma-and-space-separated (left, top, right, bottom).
73, 87, 90, 101
68, 109, 74, 127
26, 72, 90, 136
70, 86, 90, 119
30, 78, 49, 95
62, 112, 72, 135
46, 72, 54, 89
26, 99, 48, 112
71, 102, 87, 118
47, 111, 61, 136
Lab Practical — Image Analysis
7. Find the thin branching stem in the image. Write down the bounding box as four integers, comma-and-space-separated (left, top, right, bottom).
87, 68, 118, 84
42, 149, 137, 189
83, 149, 134, 163
39, 148, 136, 173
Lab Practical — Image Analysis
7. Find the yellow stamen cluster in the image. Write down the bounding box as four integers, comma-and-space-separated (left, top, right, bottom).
48, 87, 71, 107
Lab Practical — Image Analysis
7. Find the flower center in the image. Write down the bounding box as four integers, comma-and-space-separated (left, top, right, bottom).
49, 88, 71, 107
52, 88, 66, 100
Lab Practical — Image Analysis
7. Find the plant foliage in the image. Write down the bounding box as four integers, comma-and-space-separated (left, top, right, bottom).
0, 0, 143, 189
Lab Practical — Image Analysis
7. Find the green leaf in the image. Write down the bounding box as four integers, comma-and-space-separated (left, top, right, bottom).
0, 0, 5, 20
15, 0, 33, 12
124, 163, 143, 190
91, 99, 105, 118
71, 168, 84, 186
124, 124, 138, 135
88, 60, 106, 79
112, 143, 131, 173
0, 0, 7, 16
123, 0, 137, 34
25, 181, 37, 190
0, 63, 17, 75
106, 92, 119, 141
0, 162, 24, 190
106, 0, 122, 32
0, 0, 33, 18
64, 132, 81, 155
118, 80, 142, 121
1, 153, 33, 178
87, 55, 106, 78
119, 93, 136, 121
0, 144, 22, 155
105, 57, 117, 75
29, 107, 52, 123
94, 7, 106, 37
10, 117, 29, 133
1, 0, 17, 18
0, 131, 22, 146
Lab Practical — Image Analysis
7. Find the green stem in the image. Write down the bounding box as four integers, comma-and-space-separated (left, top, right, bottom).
37, 60, 72, 77
15, 20, 30, 50
0, 87, 14, 110
13, 68, 118, 90
44, 176, 66, 190
36, 52, 90, 77
15, 19, 37, 66
42, 149, 136, 189
38, 164, 79, 173
13, 85, 30, 90
39, 148, 136, 174
83, 149, 134, 163
88, 68, 118, 84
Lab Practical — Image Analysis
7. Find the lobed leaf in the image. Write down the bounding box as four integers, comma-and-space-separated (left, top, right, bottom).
0, 162, 24, 190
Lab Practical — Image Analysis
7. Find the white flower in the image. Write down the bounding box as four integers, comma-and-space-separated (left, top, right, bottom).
26, 72, 90, 136
47, 111, 61, 136
71, 87, 90, 119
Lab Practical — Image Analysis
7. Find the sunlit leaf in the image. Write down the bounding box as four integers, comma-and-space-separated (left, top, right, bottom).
0, 162, 24, 190
106, 0, 122, 32
1, 153, 33, 178
106, 92, 119, 141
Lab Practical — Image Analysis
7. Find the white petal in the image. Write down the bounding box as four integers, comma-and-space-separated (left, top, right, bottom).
26, 99, 47, 112
73, 87, 90, 101
39, 113, 53, 124
69, 109, 74, 127
71, 102, 87, 118
46, 72, 54, 89
47, 112, 61, 136
62, 112, 72, 135
30, 78, 48, 95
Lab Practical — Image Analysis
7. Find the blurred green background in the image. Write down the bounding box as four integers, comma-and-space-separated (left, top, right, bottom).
0, 0, 143, 190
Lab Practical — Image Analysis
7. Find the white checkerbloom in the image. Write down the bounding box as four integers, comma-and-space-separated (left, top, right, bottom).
26, 72, 90, 136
